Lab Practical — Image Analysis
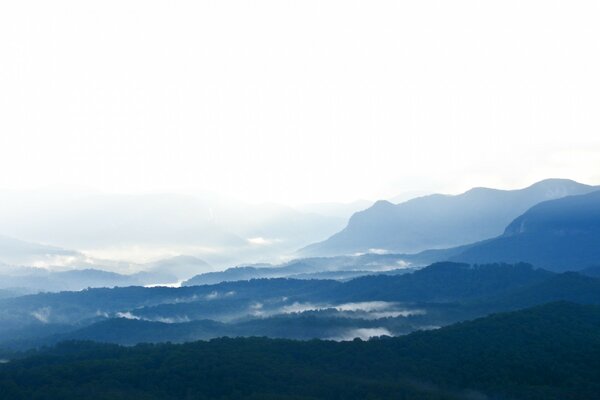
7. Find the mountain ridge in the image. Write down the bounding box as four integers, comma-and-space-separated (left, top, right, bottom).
300, 179, 597, 257
451, 190, 600, 271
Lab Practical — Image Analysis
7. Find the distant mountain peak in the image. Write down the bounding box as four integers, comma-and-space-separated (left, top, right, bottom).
300, 178, 597, 257
529, 177, 588, 187
452, 190, 600, 271
371, 200, 394, 209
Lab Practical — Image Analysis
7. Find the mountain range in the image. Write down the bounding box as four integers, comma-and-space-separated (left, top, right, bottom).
5, 261, 600, 350
301, 179, 597, 256
4, 178, 600, 293
2, 179, 600, 399
0, 253, 214, 294
0, 190, 353, 268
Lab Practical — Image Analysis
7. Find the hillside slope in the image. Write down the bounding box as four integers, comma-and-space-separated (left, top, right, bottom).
301, 179, 596, 256
452, 190, 600, 271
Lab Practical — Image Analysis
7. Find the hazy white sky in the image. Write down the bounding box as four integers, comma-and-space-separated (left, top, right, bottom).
1, 1, 599, 204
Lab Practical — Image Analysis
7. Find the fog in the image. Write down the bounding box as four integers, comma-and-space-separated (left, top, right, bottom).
331, 328, 392, 341
0, 190, 354, 268
1, 1, 599, 206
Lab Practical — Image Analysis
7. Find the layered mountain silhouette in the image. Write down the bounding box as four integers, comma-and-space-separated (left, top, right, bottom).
3, 261, 593, 347
450, 190, 600, 271
0, 235, 79, 266
0, 191, 348, 268
144, 255, 213, 281
300, 179, 597, 256
183, 253, 415, 286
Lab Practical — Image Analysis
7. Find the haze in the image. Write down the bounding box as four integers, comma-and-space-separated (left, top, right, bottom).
3, 3, 600, 398
1, 0, 599, 205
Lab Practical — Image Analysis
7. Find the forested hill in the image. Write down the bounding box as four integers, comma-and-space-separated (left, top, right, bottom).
1, 302, 599, 400
452, 190, 600, 271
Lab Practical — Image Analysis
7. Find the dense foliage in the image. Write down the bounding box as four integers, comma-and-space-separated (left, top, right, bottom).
1, 302, 600, 400
4, 263, 600, 351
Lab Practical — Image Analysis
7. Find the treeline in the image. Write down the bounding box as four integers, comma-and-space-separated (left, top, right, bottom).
1, 302, 600, 400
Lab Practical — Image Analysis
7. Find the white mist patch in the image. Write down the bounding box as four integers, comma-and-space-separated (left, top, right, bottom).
247, 237, 279, 246
277, 301, 424, 319
205, 291, 219, 300
0, 359, 9, 364
334, 301, 394, 312
172, 294, 201, 304
368, 259, 413, 272
204, 290, 235, 300
280, 302, 324, 314
368, 310, 426, 319
116, 312, 190, 324
418, 325, 442, 331
30, 255, 80, 269
95, 310, 110, 318
82, 245, 223, 267
31, 307, 51, 323
144, 281, 183, 288
368, 248, 389, 255
249, 302, 265, 316
333, 302, 425, 319
116, 312, 140, 320
152, 316, 191, 324
333, 328, 392, 341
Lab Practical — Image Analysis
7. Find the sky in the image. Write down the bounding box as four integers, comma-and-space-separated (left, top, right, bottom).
1, 0, 599, 205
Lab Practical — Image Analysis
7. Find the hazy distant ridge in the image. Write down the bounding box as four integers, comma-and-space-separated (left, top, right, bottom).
301, 179, 597, 256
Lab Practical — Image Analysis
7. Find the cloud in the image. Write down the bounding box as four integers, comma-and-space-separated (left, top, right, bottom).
152, 316, 190, 324
281, 302, 323, 314
368, 310, 425, 319
333, 302, 395, 312
250, 302, 265, 317
278, 301, 424, 319
116, 311, 140, 320
31, 307, 51, 323
30, 255, 80, 269
116, 311, 190, 324
205, 291, 219, 300
247, 237, 279, 246
332, 328, 392, 341
202, 290, 236, 301
368, 248, 389, 255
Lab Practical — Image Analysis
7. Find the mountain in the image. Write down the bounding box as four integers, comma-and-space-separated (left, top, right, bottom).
0, 267, 161, 293
452, 190, 600, 271
329, 262, 552, 303
300, 179, 597, 256
184, 266, 280, 285
0, 235, 80, 267
0, 191, 347, 268
477, 272, 600, 311
0, 262, 558, 348
581, 265, 600, 278
28, 312, 424, 346
183, 253, 414, 285
144, 255, 212, 281
6, 262, 600, 351
2, 302, 600, 399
